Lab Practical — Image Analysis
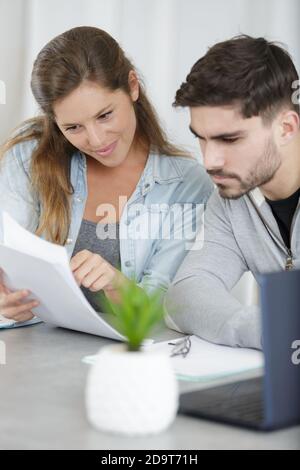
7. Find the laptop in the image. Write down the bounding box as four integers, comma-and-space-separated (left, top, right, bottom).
179, 269, 300, 431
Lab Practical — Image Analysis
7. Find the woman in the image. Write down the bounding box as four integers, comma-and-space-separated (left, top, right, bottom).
0, 26, 213, 325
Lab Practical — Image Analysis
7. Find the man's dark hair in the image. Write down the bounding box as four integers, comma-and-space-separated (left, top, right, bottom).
174, 35, 299, 122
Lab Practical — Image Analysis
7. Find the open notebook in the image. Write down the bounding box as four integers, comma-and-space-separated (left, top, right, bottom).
0, 211, 123, 340
144, 335, 263, 381
83, 335, 264, 382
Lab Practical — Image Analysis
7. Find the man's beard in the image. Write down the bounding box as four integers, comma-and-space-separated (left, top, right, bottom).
208, 137, 281, 200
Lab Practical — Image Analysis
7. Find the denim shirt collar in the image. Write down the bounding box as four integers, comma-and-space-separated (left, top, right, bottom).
70, 149, 184, 199
149, 150, 184, 181
70, 150, 87, 200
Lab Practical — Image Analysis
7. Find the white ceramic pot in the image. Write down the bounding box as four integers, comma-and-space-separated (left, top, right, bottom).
85, 343, 178, 436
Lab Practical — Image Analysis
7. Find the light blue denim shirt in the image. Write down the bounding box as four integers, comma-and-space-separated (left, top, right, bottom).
0, 139, 213, 294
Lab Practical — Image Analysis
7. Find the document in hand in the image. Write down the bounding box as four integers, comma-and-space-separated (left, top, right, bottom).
0, 211, 124, 340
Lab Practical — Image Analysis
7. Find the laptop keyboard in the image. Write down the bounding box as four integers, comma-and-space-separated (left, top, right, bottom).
179, 377, 264, 427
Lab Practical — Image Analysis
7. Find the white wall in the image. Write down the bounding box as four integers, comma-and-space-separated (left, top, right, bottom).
0, 0, 28, 139
1, 0, 299, 150
0, 0, 299, 303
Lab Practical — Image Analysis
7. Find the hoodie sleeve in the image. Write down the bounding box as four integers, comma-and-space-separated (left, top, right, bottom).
164, 189, 262, 350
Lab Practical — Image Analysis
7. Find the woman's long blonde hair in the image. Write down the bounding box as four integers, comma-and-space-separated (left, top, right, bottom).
0, 26, 188, 245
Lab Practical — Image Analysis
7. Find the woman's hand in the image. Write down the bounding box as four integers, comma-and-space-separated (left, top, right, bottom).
0, 269, 40, 322
70, 250, 127, 302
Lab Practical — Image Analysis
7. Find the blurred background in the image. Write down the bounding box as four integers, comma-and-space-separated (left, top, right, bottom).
0, 0, 299, 303
1, 0, 299, 151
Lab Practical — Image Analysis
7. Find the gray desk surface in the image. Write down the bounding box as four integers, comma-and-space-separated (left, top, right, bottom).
0, 323, 299, 450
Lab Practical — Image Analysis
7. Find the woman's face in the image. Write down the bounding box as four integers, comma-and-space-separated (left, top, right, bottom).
54, 75, 139, 168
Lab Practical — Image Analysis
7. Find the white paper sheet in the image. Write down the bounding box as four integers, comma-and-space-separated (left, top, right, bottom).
0, 211, 124, 340
82, 335, 264, 382
144, 335, 264, 381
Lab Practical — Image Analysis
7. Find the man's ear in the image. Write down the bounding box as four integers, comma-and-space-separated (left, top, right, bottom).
128, 70, 139, 102
276, 110, 300, 146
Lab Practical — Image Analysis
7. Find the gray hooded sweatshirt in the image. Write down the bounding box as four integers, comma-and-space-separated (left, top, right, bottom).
165, 187, 300, 350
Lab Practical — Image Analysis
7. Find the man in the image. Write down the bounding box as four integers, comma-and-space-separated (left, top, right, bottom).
165, 35, 300, 349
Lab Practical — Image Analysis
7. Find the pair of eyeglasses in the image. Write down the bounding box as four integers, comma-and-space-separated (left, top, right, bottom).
168, 336, 191, 358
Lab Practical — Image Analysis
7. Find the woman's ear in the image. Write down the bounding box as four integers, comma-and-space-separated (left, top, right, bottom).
128, 70, 139, 102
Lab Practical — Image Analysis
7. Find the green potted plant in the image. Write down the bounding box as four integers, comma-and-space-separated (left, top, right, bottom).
85, 280, 178, 436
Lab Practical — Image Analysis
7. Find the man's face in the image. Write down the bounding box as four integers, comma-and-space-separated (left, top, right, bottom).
190, 105, 282, 199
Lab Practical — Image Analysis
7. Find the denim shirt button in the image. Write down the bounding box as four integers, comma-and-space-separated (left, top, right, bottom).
124, 261, 132, 267
66, 238, 73, 244
75, 197, 83, 203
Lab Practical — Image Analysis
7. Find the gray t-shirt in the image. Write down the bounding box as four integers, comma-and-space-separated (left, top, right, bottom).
72, 219, 120, 311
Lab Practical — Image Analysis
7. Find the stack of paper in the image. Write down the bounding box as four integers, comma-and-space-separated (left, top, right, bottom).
82, 335, 264, 382
144, 336, 264, 381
